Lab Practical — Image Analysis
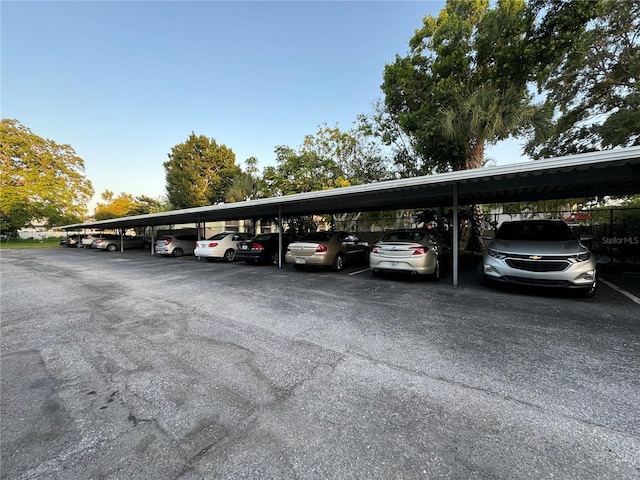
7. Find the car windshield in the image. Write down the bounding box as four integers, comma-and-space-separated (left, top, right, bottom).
496, 222, 576, 241
381, 231, 427, 242
301, 232, 334, 242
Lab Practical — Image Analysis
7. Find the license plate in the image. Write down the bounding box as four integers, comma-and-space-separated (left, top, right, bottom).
240, 245, 248, 250
295, 257, 306, 264
389, 262, 399, 268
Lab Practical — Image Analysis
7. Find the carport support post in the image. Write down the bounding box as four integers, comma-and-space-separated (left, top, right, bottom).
452, 184, 459, 287
150, 227, 155, 256
278, 205, 283, 269
120, 231, 124, 253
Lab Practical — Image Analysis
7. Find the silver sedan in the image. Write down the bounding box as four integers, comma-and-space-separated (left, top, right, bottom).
369, 229, 450, 280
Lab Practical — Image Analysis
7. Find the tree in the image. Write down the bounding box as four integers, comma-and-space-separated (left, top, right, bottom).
380, 0, 597, 250
164, 133, 240, 209
526, 0, 640, 157
0, 119, 93, 236
225, 157, 260, 203
260, 124, 392, 197
125, 195, 172, 216
93, 190, 136, 220
93, 191, 169, 220
356, 99, 419, 178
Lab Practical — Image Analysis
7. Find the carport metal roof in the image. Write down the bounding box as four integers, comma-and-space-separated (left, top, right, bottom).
62, 147, 640, 231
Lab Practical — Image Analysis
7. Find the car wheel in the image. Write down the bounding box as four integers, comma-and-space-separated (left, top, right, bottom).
428, 258, 440, 281
107, 244, 117, 252
224, 249, 236, 262
371, 269, 381, 277
173, 248, 183, 257
270, 252, 280, 266
331, 253, 344, 272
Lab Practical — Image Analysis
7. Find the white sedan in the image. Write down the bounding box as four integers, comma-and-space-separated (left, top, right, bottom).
194, 232, 252, 262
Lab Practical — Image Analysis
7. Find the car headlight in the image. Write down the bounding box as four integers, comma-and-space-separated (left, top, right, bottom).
487, 249, 507, 260
569, 252, 592, 263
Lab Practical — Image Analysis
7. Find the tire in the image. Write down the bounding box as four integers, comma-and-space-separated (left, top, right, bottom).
173, 248, 183, 257
331, 253, 344, 272
270, 252, 280, 266
428, 258, 440, 281
223, 249, 236, 262
371, 269, 381, 277
107, 244, 117, 252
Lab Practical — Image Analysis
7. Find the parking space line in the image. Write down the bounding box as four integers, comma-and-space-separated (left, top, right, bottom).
349, 268, 371, 276
600, 278, 640, 305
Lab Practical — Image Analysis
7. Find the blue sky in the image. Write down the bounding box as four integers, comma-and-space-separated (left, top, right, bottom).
2, 0, 526, 210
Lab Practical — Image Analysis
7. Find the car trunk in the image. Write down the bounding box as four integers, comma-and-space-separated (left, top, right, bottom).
375, 243, 422, 259
288, 243, 320, 257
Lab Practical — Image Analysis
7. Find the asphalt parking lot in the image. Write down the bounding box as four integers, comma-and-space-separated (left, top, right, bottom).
1, 247, 639, 479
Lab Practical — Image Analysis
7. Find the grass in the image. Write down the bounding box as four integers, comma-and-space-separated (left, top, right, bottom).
0, 237, 64, 249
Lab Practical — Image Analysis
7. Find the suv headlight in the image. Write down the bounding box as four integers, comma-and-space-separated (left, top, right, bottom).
487, 249, 507, 260
569, 252, 592, 263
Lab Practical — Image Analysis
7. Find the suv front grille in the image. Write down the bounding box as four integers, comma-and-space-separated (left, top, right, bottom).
505, 259, 569, 272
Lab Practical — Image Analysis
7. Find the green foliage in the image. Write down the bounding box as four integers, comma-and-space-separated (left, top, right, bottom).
526, 0, 638, 157
93, 190, 170, 220
0, 119, 93, 236
381, 0, 560, 174
260, 124, 392, 197
164, 133, 240, 209
224, 157, 261, 203
125, 195, 172, 216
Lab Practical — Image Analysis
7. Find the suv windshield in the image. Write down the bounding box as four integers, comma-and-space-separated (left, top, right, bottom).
496, 222, 576, 241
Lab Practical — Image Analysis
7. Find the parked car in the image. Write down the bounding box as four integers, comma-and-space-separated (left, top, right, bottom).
194, 232, 252, 262
369, 229, 450, 281
81, 234, 108, 248
285, 231, 369, 272
91, 234, 150, 251
236, 233, 295, 265
481, 220, 598, 297
155, 234, 198, 257
61, 234, 80, 247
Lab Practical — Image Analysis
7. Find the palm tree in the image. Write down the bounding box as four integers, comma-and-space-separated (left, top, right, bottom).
440, 85, 551, 251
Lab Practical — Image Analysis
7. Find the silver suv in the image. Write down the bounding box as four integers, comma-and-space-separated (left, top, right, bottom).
482, 220, 597, 297
155, 234, 198, 257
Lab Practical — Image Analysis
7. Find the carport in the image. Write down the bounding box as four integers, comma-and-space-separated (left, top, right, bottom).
60, 147, 640, 285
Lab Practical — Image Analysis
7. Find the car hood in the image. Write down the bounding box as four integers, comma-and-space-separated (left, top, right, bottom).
488, 239, 588, 255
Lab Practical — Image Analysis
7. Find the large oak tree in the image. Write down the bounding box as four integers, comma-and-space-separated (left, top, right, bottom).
0, 119, 93, 236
